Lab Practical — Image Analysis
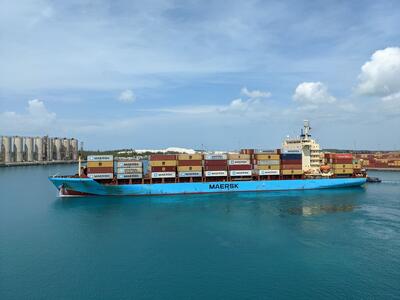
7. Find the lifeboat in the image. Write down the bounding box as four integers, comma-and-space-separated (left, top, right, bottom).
320, 165, 331, 173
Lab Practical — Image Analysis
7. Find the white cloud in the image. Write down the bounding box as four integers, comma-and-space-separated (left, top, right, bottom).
357, 47, 400, 96
222, 97, 262, 113
219, 87, 273, 114
381, 92, 400, 114
0, 99, 56, 135
293, 82, 336, 105
27, 99, 56, 119
382, 91, 400, 102
118, 89, 136, 103
240, 87, 271, 99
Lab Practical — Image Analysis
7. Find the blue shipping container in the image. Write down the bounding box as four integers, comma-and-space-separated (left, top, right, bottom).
280, 154, 302, 160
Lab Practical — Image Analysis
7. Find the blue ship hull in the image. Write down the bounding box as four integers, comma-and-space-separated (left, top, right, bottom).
49, 177, 367, 197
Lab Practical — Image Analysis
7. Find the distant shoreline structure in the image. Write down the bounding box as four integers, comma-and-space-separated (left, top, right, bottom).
0, 160, 78, 167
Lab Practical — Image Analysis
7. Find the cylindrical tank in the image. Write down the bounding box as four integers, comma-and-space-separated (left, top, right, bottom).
14, 136, 23, 162
35, 137, 43, 161
70, 138, 79, 160
2, 136, 11, 163
54, 138, 62, 161
63, 138, 70, 160
25, 137, 34, 162
47, 138, 53, 161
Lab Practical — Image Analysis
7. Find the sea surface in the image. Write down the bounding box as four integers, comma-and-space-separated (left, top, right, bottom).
1, 165, 400, 299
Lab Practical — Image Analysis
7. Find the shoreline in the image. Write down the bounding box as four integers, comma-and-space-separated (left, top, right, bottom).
366, 168, 400, 172
0, 160, 78, 167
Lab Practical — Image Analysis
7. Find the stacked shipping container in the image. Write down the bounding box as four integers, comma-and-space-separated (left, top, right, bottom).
87, 155, 114, 179
227, 153, 252, 177
204, 154, 228, 177
280, 150, 302, 175
114, 159, 143, 179
253, 152, 280, 176
177, 154, 203, 177
353, 152, 400, 169
325, 153, 354, 175
149, 154, 177, 178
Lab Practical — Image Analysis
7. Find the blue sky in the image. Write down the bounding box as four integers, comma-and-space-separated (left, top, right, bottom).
1, 0, 400, 150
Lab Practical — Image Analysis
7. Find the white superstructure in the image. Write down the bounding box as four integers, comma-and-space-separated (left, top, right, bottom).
282, 120, 321, 174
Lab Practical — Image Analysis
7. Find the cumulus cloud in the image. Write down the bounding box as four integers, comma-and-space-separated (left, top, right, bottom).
227, 97, 263, 112
219, 87, 272, 114
382, 91, 400, 102
241, 87, 271, 99
0, 99, 56, 134
293, 82, 336, 105
118, 89, 136, 103
356, 47, 400, 96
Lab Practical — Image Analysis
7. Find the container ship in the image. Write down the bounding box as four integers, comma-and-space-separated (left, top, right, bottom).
49, 121, 367, 197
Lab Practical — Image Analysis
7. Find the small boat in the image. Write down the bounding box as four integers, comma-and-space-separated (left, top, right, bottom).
366, 177, 381, 183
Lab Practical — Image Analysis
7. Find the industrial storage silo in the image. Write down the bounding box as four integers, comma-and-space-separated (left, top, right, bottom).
14, 136, 23, 162
54, 138, 62, 161
2, 136, 12, 163
25, 137, 34, 162
47, 138, 53, 161
0, 137, 2, 162
70, 138, 79, 160
62, 138, 70, 160
35, 137, 43, 161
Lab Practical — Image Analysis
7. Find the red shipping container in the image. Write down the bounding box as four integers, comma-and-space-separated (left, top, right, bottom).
204, 160, 228, 166
177, 160, 202, 166
240, 149, 255, 155
334, 153, 353, 159
281, 164, 302, 170
151, 166, 176, 172
228, 164, 252, 170
149, 154, 177, 161
280, 159, 302, 165
332, 159, 353, 164
87, 167, 114, 173
204, 165, 227, 171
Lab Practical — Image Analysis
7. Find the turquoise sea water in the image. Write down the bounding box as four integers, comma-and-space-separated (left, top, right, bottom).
1, 165, 399, 299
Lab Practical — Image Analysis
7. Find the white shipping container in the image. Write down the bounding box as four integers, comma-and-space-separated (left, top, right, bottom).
87, 155, 113, 161
229, 170, 252, 177
255, 170, 280, 176
151, 172, 176, 178
178, 171, 203, 177
228, 159, 251, 165
204, 154, 227, 160
281, 149, 302, 154
255, 149, 277, 154
116, 161, 142, 168
204, 170, 227, 177
116, 167, 142, 174
87, 173, 113, 179
116, 173, 142, 179
256, 160, 280, 165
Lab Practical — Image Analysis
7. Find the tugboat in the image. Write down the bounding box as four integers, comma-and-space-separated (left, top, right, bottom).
366, 176, 381, 183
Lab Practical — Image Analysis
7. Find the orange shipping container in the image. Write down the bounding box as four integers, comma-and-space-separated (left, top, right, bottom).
177, 166, 202, 172
228, 153, 251, 160
282, 170, 303, 175
87, 161, 113, 168
177, 154, 203, 160
149, 160, 177, 167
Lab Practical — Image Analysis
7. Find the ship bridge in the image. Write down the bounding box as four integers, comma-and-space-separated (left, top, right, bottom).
282, 120, 322, 174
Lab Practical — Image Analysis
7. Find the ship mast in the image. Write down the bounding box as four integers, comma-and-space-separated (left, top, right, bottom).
301, 120, 311, 140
